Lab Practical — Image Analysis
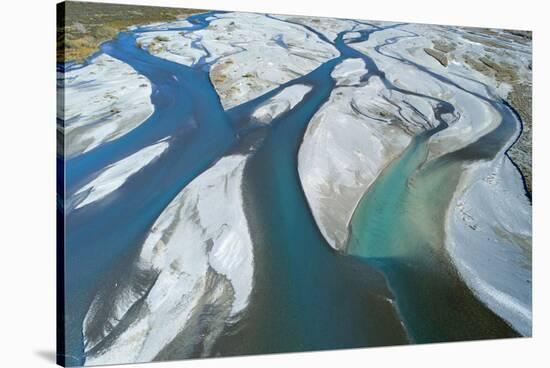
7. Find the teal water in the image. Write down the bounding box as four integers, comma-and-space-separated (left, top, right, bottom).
347, 113, 520, 342
215, 68, 409, 356
209, 20, 427, 355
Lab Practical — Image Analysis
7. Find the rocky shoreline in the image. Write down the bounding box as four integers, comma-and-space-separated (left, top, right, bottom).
507, 83, 532, 195
422, 27, 532, 194
59, 54, 154, 158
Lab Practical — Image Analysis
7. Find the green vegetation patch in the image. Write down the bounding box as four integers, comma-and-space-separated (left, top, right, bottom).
57, 1, 204, 63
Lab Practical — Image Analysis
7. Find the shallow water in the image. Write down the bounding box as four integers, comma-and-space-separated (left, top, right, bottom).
347, 101, 521, 342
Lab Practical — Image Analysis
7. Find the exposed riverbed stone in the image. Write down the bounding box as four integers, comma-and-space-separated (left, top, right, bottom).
423, 47, 448, 66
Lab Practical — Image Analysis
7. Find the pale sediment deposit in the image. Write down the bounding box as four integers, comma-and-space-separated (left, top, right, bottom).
74, 138, 169, 210
137, 12, 339, 109
330, 58, 367, 86
310, 22, 531, 334
298, 75, 414, 251
352, 24, 532, 333
252, 84, 312, 124
136, 30, 206, 66
446, 155, 532, 335
136, 19, 193, 31
299, 21, 531, 258
364, 23, 532, 191
272, 15, 357, 42
83, 154, 254, 365
60, 54, 154, 157
348, 24, 503, 162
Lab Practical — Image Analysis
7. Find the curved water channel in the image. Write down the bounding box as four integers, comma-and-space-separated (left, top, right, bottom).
62, 12, 521, 365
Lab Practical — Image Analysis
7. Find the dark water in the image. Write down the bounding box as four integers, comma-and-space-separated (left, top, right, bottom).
60, 13, 521, 365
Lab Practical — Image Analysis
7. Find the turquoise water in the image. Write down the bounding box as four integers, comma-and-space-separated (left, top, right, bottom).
345, 26, 523, 342
347, 109, 520, 342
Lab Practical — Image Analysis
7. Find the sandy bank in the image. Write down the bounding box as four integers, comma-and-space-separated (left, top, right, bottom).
60, 54, 154, 157
74, 138, 169, 210
252, 84, 312, 124
137, 12, 339, 109
445, 153, 532, 335
83, 154, 254, 364
298, 74, 416, 251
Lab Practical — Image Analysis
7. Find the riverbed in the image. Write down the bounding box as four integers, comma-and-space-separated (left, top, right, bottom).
59, 11, 532, 366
